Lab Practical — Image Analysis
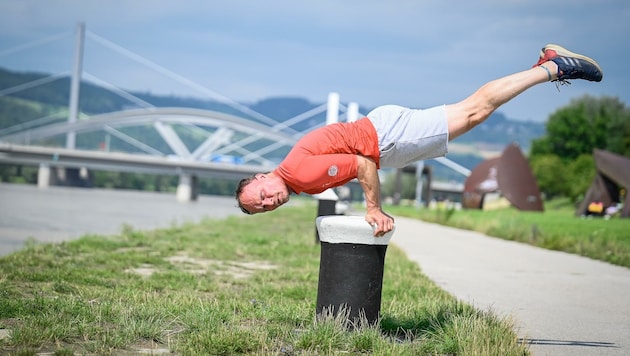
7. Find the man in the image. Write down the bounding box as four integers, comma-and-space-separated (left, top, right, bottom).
235, 44, 603, 236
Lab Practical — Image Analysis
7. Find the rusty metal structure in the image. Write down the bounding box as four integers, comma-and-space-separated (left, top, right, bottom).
576, 149, 630, 218
462, 143, 544, 211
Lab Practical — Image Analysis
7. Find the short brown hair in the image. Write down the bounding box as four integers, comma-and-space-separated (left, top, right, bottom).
235, 174, 257, 214
235, 171, 271, 214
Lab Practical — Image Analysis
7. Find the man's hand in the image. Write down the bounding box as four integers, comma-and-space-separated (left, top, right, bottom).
365, 208, 394, 237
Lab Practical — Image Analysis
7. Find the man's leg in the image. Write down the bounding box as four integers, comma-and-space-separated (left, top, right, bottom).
445, 44, 603, 141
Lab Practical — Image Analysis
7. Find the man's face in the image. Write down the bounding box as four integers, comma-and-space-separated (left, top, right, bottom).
239, 173, 290, 214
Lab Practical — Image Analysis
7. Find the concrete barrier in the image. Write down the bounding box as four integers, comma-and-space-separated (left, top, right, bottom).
315, 215, 395, 328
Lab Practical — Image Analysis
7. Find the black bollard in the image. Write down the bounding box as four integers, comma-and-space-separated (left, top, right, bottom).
315, 216, 395, 328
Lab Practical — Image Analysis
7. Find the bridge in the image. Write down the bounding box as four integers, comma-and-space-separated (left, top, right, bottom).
0, 97, 363, 201
0, 22, 468, 203
0, 94, 359, 201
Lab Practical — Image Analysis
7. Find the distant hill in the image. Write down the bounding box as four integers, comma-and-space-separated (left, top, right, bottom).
0, 67, 545, 181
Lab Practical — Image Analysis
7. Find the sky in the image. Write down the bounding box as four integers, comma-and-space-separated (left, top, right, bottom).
0, 0, 628, 123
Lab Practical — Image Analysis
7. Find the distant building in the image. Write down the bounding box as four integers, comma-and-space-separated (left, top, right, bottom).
576, 149, 630, 218
462, 143, 543, 212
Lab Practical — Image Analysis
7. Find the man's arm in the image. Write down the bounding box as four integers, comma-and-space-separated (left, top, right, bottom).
356, 155, 394, 237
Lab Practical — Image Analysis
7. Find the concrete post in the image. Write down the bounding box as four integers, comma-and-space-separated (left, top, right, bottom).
176, 173, 199, 202
347, 102, 359, 123
37, 163, 51, 189
315, 215, 395, 328
326, 92, 340, 126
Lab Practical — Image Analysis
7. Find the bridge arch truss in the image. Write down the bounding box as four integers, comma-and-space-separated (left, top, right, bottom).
0, 107, 310, 170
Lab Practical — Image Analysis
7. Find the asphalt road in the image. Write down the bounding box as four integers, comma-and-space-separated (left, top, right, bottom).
0, 183, 242, 256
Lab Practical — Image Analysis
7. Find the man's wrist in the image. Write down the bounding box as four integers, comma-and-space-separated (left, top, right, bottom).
366, 206, 381, 213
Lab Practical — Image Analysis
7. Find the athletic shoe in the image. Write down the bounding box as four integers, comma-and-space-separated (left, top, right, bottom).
533, 44, 603, 83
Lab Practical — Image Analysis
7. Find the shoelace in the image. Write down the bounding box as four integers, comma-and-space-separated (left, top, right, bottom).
552, 78, 571, 91
541, 64, 571, 91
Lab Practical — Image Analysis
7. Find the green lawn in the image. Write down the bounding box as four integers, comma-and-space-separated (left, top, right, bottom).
0, 205, 528, 355
387, 198, 630, 268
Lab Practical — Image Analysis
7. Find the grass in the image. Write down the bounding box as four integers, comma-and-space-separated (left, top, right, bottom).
0, 205, 528, 355
387, 198, 630, 268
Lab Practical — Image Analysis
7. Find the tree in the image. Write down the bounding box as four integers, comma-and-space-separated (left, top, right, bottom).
531, 95, 630, 161
566, 154, 595, 203
530, 154, 568, 199
529, 95, 629, 203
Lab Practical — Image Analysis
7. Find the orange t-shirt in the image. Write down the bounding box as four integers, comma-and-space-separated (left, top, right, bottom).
274, 117, 380, 194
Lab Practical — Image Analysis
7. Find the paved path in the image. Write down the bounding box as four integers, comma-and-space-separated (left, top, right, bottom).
391, 216, 630, 356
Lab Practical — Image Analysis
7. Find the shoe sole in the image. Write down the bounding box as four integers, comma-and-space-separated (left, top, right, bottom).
539, 43, 603, 74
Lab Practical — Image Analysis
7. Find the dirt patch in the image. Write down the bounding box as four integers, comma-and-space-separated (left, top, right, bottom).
0, 329, 11, 341
115, 246, 153, 254
125, 254, 277, 279
166, 255, 276, 279
125, 264, 158, 278
135, 346, 171, 355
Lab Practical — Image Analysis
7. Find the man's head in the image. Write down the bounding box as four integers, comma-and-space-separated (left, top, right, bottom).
235, 172, 290, 214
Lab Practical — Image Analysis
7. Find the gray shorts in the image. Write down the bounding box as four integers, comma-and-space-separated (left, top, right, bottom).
367, 104, 449, 168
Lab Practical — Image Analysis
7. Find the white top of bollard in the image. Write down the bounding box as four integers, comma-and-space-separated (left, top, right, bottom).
316, 215, 395, 245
